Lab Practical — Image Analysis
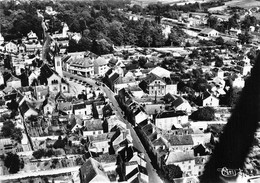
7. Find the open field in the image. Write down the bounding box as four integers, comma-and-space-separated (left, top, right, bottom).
131, 0, 213, 6
209, 0, 260, 11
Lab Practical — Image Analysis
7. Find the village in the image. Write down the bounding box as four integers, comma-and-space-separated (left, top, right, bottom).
0, 0, 260, 183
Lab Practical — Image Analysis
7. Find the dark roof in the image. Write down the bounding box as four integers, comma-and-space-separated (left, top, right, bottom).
172, 96, 185, 108
164, 134, 194, 146
105, 68, 113, 76
126, 167, 139, 180
109, 57, 118, 65
62, 55, 71, 63
155, 110, 187, 119
40, 64, 54, 78
4, 93, 17, 101
73, 103, 86, 110
80, 159, 97, 183
109, 73, 119, 83
19, 101, 30, 116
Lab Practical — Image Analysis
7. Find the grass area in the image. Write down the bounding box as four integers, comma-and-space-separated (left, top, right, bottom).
225, 0, 260, 8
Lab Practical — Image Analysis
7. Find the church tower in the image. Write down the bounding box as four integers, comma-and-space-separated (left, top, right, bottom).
54, 56, 63, 77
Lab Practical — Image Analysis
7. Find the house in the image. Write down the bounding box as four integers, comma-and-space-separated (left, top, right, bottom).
132, 107, 149, 127
111, 128, 132, 153
105, 115, 126, 132
88, 132, 114, 154
68, 57, 94, 77
5, 42, 18, 53
93, 57, 109, 76
42, 97, 56, 115
34, 85, 49, 101
24, 43, 42, 53
73, 102, 88, 117
172, 96, 192, 113
199, 28, 219, 37
79, 158, 110, 183
232, 76, 245, 88
83, 119, 103, 136
162, 134, 194, 152
6, 75, 22, 89
154, 111, 188, 130
57, 102, 73, 115
19, 101, 38, 119
229, 28, 242, 36
139, 73, 167, 97
201, 92, 219, 107
149, 66, 172, 79
105, 68, 120, 84
165, 150, 195, 176
27, 30, 38, 42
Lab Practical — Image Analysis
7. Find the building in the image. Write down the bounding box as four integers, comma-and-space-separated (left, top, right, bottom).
79, 158, 110, 183
93, 57, 109, 76
139, 73, 167, 97
201, 92, 219, 107
19, 101, 38, 119
83, 119, 103, 136
155, 111, 188, 130
199, 28, 219, 37
68, 57, 94, 77
40, 64, 70, 94
6, 75, 21, 89
5, 42, 18, 53
27, 31, 38, 42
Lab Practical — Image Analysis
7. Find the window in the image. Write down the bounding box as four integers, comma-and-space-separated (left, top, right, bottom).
57, 61, 60, 67
63, 86, 66, 90
93, 131, 95, 135
188, 166, 191, 169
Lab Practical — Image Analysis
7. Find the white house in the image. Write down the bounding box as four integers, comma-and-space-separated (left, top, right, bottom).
0, 33, 4, 45
165, 150, 195, 177
83, 119, 103, 136
27, 31, 38, 42
68, 57, 94, 78
233, 76, 245, 88
73, 103, 88, 118
155, 111, 188, 130
93, 57, 109, 76
199, 28, 219, 37
6, 75, 21, 89
5, 42, 18, 53
202, 92, 219, 107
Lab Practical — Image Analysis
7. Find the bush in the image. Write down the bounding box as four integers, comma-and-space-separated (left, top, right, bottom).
190, 107, 215, 121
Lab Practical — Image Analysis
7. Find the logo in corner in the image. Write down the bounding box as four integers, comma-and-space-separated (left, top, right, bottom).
217, 167, 241, 178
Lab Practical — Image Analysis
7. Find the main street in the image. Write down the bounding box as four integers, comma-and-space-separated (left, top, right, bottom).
63, 71, 164, 183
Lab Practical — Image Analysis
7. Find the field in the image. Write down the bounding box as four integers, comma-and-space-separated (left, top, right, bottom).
131, 0, 213, 6
209, 0, 260, 11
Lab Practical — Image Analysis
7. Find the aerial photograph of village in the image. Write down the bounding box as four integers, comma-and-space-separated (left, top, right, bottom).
1, 0, 260, 182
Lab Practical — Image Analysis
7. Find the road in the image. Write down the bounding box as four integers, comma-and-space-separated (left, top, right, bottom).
65, 71, 164, 183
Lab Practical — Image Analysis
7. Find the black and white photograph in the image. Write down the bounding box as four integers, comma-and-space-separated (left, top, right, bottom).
0, 0, 260, 182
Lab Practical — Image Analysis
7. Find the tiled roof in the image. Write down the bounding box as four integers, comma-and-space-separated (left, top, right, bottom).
73, 103, 86, 110
70, 58, 93, 68
40, 64, 54, 78
163, 134, 193, 146
84, 119, 103, 131
166, 150, 195, 164
94, 57, 108, 66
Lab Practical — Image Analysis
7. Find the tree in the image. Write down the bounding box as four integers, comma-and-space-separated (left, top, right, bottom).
53, 136, 66, 149
32, 149, 45, 159
163, 164, 183, 180
207, 16, 218, 29
190, 107, 215, 121
238, 31, 252, 44
11, 127, 23, 143
215, 37, 224, 45
215, 57, 224, 67
4, 153, 24, 174
1, 120, 15, 137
